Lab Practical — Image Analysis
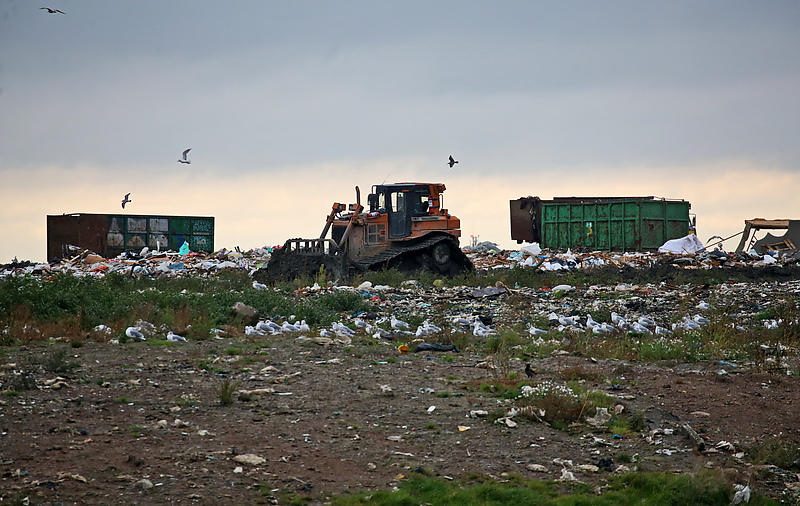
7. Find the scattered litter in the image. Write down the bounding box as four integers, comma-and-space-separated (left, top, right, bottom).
413, 343, 460, 353
585, 407, 612, 428
732, 484, 751, 504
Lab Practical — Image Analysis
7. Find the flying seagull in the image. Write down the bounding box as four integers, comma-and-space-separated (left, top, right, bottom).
121, 193, 131, 209
40, 7, 65, 14
178, 148, 191, 164
448, 155, 459, 168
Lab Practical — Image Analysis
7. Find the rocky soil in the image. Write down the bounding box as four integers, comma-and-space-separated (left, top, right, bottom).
1, 269, 800, 505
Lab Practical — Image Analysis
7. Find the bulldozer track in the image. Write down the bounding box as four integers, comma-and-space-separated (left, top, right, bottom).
353, 234, 467, 271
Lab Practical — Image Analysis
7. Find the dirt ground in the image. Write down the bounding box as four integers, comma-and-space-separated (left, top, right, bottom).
1, 277, 800, 505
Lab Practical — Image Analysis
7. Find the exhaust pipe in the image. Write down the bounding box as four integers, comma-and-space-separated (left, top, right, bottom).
355, 186, 361, 207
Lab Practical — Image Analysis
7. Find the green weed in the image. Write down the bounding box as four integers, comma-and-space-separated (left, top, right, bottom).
35, 347, 81, 374
217, 377, 241, 406
330, 470, 778, 505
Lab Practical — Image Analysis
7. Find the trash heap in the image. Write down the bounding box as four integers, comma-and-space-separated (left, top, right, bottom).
0, 246, 275, 279
2, 232, 799, 280
463, 237, 800, 272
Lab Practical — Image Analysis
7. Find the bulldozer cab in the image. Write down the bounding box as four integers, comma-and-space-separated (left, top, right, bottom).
370, 183, 436, 239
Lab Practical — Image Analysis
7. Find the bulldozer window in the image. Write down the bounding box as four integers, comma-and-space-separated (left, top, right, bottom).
413, 195, 430, 216
391, 192, 405, 213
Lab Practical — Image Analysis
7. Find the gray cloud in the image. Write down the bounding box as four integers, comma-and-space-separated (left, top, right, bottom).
1, 0, 799, 172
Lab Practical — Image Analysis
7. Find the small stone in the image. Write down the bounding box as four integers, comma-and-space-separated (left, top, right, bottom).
135, 479, 154, 490
527, 464, 548, 473
233, 454, 266, 466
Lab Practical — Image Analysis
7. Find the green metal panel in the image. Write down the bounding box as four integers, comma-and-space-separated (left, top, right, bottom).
103, 214, 215, 255
193, 218, 214, 234
169, 218, 193, 235
541, 199, 690, 252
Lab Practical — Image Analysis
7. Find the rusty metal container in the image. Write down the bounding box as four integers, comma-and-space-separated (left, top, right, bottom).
47, 213, 214, 260
510, 196, 692, 252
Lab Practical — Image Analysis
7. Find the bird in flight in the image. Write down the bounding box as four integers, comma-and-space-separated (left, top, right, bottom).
121, 193, 131, 209
448, 155, 459, 168
40, 7, 65, 14
178, 148, 191, 164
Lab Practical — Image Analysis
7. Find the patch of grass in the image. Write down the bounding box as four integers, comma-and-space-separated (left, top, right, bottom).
745, 435, 800, 472
216, 377, 241, 406
616, 452, 634, 463
515, 380, 586, 426
35, 347, 81, 374
4, 390, 20, 397
556, 363, 603, 382
330, 470, 779, 505
6, 373, 37, 391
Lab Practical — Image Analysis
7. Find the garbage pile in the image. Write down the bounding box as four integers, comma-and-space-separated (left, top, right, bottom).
463, 235, 799, 272
0, 246, 274, 279
2, 232, 799, 280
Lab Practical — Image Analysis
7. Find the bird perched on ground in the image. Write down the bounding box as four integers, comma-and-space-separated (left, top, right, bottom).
245, 325, 265, 336
655, 326, 672, 336
125, 326, 145, 340
332, 321, 355, 338
121, 193, 131, 209
529, 325, 547, 336
390, 315, 410, 330
257, 320, 281, 334
178, 148, 191, 164
693, 314, 710, 326
452, 316, 472, 328
281, 321, 301, 333
630, 322, 653, 335
297, 320, 310, 334
372, 328, 392, 340
448, 155, 458, 168
167, 330, 187, 342
40, 7, 65, 14
674, 316, 701, 331
611, 312, 629, 329
525, 363, 535, 379
637, 316, 656, 328
252, 280, 266, 290
354, 318, 371, 333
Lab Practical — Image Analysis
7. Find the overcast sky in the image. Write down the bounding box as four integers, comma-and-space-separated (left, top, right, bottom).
2, 1, 799, 262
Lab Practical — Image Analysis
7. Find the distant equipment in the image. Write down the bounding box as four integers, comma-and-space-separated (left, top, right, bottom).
510, 196, 693, 252
47, 213, 214, 260
261, 182, 473, 283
